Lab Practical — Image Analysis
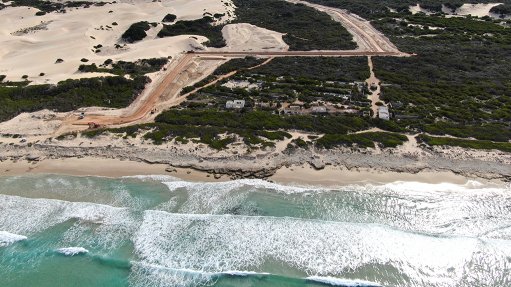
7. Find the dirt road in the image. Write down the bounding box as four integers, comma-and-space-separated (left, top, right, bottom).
285, 0, 402, 54
71, 54, 197, 127
194, 51, 407, 57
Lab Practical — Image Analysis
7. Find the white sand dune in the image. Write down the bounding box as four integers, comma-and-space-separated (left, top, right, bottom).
0, 0, 234, 84
218, 23, 289, 52
409, 4, 434, 15
455, 3, 503, 17
410, 3, 503, 18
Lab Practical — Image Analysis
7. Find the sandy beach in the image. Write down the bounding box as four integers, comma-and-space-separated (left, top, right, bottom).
0, 157, 224, 182
0, 150, 507, 188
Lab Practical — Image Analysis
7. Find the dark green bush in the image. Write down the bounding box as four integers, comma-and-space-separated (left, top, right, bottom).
162, 14, 177, 22
122, 21, 151, 43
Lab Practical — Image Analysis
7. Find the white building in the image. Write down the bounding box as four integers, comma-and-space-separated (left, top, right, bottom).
378, 106, 390, 120
311, 106, 327, 114
226, 100, 245, 109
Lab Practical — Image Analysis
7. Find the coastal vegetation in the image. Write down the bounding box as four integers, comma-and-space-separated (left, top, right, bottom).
158, 17, 226, 48
371, 12, 511, 142
0, 76, 148, 122
306, 0, 511, 18
162, 14, 177, 22
232, 0, 356, 50
121, 21, 152, 43
129, 0, 357, 50
490, 4, 511, 17
418, 134, 511, 152
78, 58, 168, 76
317, 132, 408, 149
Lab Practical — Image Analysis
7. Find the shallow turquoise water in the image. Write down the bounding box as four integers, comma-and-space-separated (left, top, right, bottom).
0, 174, 510, 286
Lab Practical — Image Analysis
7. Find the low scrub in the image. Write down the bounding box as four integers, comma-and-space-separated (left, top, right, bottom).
417, 134, 511, 153
316, 132, 408, 149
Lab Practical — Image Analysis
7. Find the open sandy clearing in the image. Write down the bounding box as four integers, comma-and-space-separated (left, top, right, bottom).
410, 3, 504, 18
0, 0, 234, 84
455, 3, 503, 17
217, 23, 289, 52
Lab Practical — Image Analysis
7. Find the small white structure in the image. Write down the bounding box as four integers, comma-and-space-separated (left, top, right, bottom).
226, 100, 245, 109
311, 106, 327, 114
378, 106, 390, 120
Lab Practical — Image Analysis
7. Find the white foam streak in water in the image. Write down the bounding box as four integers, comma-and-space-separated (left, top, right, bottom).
221, 270, 270, 276
56, 247, 89, 256
163, 180, 249, 214
158, 178, 511, 239
0, 231, 27, 247
123, 175, 182, 182
0, 194, 136, 250
134, 211, 511, 287
130, 262, 214, 287
161, 177, 509, 195
307, 276, 382, 286
163, 178, 323, 194
129, 261, 274, 287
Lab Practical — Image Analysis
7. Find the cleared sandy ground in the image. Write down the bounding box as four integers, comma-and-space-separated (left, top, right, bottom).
455, 3, 503, 17
0, 0, 234, 84
410, 3, 504, 18
218, 23, 289, 52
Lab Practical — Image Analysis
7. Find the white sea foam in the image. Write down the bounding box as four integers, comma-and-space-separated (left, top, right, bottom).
221, 270, 271, 276
163, 178, 324, 194
56, 247, 89, 256
129, 262, 215, 287
133, 210, 511, 287
307, 276, 382, 286
0, 231, 27, 247
157, 177, 511, 238
159, 176, 509, 198
0, 194, 136, 250
129, 261, 273, 287
123, 175, 181, 182
371, 180, 508, 194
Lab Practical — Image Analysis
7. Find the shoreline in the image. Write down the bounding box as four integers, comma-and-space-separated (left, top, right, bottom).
1, 131, 509, 187
0, 156, 506, 187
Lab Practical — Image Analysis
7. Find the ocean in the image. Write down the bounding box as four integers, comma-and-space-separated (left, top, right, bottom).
0, 174, 510, 287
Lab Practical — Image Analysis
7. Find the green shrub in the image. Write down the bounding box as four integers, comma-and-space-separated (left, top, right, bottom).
158, 17, 225, 48
317, 132, 408, 148
418, 134, 511, 153
162, 14, 177, 22
122, 21, 151, 43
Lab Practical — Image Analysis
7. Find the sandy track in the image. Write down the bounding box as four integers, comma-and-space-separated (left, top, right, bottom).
285, 0, 402, 54
71, 53, 196, 126
194, 51, 407, 57
66, 55, 276, 128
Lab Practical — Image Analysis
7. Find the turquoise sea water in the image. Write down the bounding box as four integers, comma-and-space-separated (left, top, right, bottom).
0, 174, 510, 287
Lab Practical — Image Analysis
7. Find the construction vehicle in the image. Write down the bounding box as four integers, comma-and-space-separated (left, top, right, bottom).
87, 122, 101, 129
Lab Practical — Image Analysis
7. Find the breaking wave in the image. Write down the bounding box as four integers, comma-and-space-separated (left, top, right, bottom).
0, 231, 27, 247
1, 175, 511, 287
56, 247, 89, 256
133, 210, 511, 287
306, 276, 382, 287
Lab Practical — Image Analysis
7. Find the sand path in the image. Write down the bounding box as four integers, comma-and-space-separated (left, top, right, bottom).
365, 56, 384, 117
285, 0, 402, 54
